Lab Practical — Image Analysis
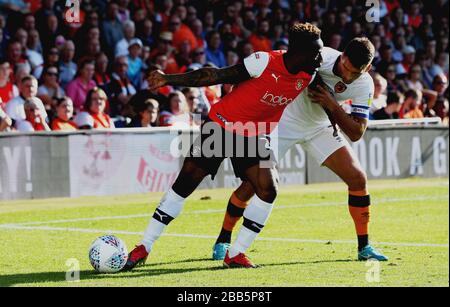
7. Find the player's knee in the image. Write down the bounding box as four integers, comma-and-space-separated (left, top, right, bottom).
347, 169, 367, 191
255, 183, 278, 203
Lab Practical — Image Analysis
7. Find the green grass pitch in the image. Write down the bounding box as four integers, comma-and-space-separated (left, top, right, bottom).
0, 178, 448, 287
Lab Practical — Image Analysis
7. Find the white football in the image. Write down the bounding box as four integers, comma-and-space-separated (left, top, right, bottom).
88, 235, 128, 273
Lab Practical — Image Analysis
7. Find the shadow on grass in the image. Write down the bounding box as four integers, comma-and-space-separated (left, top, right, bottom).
0, 258, 356, 287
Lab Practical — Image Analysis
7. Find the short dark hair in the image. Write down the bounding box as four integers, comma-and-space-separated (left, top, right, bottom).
343, 37, 375, 69
404, 89, 419, 100
288, 22, 321, 52
387, 91, 402, 105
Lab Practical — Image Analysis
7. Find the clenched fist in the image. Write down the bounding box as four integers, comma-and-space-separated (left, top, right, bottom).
147, 70, 168, 91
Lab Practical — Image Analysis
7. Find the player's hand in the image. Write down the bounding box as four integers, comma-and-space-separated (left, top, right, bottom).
147, 70, 167, 91
308, 85, 339, 112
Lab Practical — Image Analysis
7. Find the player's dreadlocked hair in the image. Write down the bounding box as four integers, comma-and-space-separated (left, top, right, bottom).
344, 38, 375, 69
288, 22, 321, 53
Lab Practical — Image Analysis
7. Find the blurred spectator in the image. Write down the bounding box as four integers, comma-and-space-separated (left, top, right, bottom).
102, 2, 124, 56
115, 20, 136, 57
84, 87, 115, 129
432, 74, 449, 122
150, 31, 180, 74
401, 89, 424, 119
248, 19, 271, 52
127, 38, 144, 89
136, 18, 154, 47
373, 91, 403, 120
129, 98, 159, 128
37, 65, 65, 109
405, 63, 424, 92
51, 96, 77, 131
159, 91, 191, 127
6, 39, 31, 77
190, 19, 206, 49
15, 97, 51, 132
14, 28, 43, 76
5, 75, 47, 121
169, 14, 197, 52
59, 41, 77, 89
370, 73, 388, 117
66, 59, 96, 112
205, 31, 226, 68
182, 87, 209, 121
94, 52, 111, 90
107, 55, 136, 117
0, 59, 18, 107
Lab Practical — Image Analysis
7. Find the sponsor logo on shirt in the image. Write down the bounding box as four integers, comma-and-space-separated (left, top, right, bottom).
334, 81, 347, 93
260, 91, 293, 106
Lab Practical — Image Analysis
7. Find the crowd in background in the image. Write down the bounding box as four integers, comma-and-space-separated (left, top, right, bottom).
0, 0, 449, 132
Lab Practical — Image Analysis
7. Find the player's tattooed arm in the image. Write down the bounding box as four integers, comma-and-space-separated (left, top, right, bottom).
308, 85, 368, 142
146, 64, 251, 91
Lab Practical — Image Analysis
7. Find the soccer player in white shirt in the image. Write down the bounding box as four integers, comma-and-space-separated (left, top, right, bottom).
213, 38, 389, 262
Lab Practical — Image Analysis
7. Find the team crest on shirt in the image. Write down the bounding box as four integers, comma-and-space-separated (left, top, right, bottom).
295, 79, 304, 91
334, 81, 347, 93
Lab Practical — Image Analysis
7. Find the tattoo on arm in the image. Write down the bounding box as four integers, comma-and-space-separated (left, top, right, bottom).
163, 64, 251, 87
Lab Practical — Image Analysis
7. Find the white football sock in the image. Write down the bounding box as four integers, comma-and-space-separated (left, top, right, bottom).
140, 188, 186, 253
228, 195, 274, 258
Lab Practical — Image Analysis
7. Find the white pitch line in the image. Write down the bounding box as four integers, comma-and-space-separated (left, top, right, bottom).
0, 224, 447, 248
1, 195, 447, 227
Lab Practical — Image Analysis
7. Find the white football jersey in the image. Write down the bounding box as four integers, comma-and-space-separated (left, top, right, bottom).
278, 47, 374, 139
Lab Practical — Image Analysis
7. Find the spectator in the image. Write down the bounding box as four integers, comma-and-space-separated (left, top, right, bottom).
5, 75, 47, 121
101, 2, 124, 56
169, 14, 197, 52
107, 55, 136, 117
59, 40, 77, 89
15, 97, 51, 132
6, 39, 31, 78
405, 63, 424, 92
182, 87, 209, 120
191, 47, 206, 67
248, 19, 272, 52
94, 52, 111, 90
159, 91, 191, 127
150, 31, 180, 74
127, 38, 144, 89
373, 91, 403, 120
401, 89, 424, 119
136, 18, 154, 47
0, 59, 18, 107
370, 73, 388, 117
66, 59, 96, 112
115, 20, 136, 57
14, 28, 43, 76
84, 87, 115, 129
51, 97, 77, 131
37, 65, 65, 109
129, 98, 159, 128
432, 74, 449, 122
205, 31, 226, 68
190, 19, 206, 49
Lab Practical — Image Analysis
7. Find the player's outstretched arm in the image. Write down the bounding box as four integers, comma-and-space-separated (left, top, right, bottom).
146, 64, 251, 91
